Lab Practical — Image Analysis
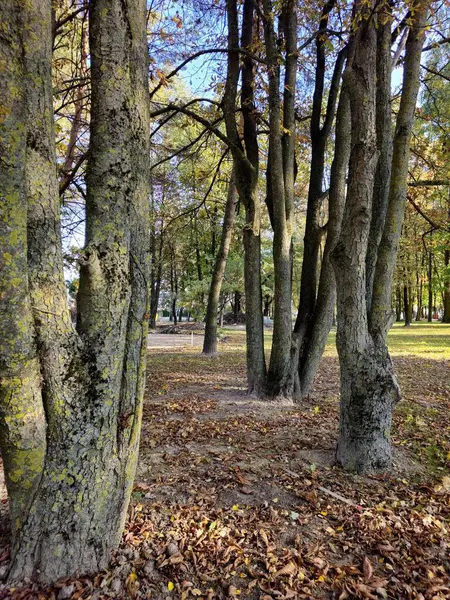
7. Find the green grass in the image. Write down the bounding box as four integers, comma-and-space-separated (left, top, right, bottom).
386, 322, 450, 360
220, 322, 450, 361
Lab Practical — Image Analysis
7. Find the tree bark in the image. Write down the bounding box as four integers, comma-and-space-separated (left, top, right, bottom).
0, 0, 47, 536
223, 0, 266, 394
443, 246, 450, 323
332, 1, 391, 473
370, 3, 429, 340
298, 89, 351, 396
292, 4, 347, 398
264, 0, 297, 399
203, 173, 237, 354
404, 284, 411, 326
0, 0, 151, 582
427, 248, 433, 321
366, 9, 393, 311
333, 0, 428, 473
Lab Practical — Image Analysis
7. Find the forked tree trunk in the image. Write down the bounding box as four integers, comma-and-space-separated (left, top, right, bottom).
203, 173, 237, 355
334, 0, 428, 473
298, 89, 351, 396
292, 4, 347, 399
0, 0, 151, 582
332, 1, 388, 472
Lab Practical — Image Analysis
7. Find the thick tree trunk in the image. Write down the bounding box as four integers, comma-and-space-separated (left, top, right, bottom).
0, 0, 47, 535
0, 0, 151, 582
333, 0, 428, 474
203, 174, 237, 355
332, 1, 391, 472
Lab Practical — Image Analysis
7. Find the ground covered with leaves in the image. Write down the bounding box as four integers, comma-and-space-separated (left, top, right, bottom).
0, 324, 449, 599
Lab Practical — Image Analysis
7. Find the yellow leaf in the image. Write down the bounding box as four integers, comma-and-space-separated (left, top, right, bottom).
232, 504, 239, 511
168, 581, 175, 591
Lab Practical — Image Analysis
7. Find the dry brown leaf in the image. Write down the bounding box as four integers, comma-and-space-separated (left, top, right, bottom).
363, 556, 373, 582
274, 561, 297, 578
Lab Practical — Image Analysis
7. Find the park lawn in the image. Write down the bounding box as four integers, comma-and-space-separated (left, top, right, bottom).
4, 323, 449, 599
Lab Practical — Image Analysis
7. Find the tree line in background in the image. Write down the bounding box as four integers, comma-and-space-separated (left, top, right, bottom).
0, 0, 449, 585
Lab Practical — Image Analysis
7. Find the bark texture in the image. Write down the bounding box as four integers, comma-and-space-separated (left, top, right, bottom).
223, 0, 266, 394
298, 89, 351, 396
262, 0, 297, 400
333, 0, 428, 473
0, 0, 151, 582
292, 2, 347, 398
203, 173, 237, 355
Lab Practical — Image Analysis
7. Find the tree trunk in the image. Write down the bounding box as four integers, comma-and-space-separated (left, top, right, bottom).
292, 4, 347, 398
334, 0, 428, 474
298, 88, 351, 396
428, 249, 433, 322
59, 10, 88, 195
365, 10, 393, 311
149, 189, 164, 329
443, 246, 450, 323
203, 173, 237, 355
264, 0, 297, 399
223, 0, 266, 394
233, 291, 241, 323
0, 0, 151, 582
404, 284, 411, 326
396, 287, 402, 321
332, 1, 392, 473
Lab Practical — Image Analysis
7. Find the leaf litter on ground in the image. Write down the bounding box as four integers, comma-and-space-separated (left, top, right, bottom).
0, 329, 449, 599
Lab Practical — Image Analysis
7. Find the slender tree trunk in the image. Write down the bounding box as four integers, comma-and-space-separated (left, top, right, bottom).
233, 291, 241, 323
264, 0, 297, 399
203, 173, 237, 355
428, 248, 433, 322
292, 4, 347, 398
295, 1, 336, 348
170, 249, 178, 325
366, 9, 393, 311
396, 287, 402, 321
298, 89, 351, 396
59, 10, 88, 194
223, 0, 266, 394
194, 213, 203, 282
1, 0, 151, 582
443, 246, 450, 322
404, 284, 411, 326
149, 188, 164, 329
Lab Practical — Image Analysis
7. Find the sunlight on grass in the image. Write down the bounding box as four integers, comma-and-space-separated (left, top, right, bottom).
221, 322, 450, 361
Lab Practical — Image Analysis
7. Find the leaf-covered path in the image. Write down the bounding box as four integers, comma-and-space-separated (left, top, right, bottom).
0, 324, 449, 599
